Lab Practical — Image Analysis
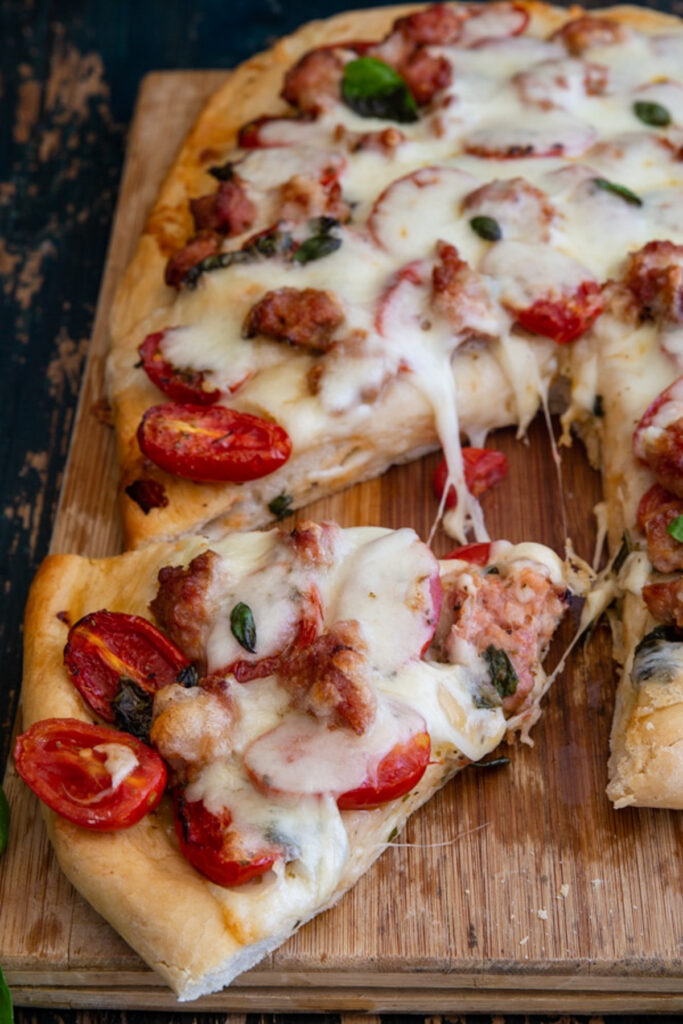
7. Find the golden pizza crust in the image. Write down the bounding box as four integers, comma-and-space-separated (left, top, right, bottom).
21, 536, 468, 1000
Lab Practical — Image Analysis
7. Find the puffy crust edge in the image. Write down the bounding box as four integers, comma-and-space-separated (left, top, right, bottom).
606, 592, 683, 810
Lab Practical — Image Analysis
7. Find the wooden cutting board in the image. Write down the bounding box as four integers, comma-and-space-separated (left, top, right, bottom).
1, 71, 681, 1014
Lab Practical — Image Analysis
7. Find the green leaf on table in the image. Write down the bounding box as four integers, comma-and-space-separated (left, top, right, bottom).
0, 965, 13, 1024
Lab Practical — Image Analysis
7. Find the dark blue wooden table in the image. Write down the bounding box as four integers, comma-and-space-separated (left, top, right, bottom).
1, 0, 681, 1021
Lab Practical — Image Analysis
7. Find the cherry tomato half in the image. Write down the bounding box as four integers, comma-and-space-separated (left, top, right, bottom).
442, 541, 492, 565
513, 280, 603, 344
64, 610, 192, 722
138, 331, 221, 405
173, 789, 283, 887
433, 447, 508, 509
137, 403, 292, 483
336, 730, 431, 810
14, 718, 167, 830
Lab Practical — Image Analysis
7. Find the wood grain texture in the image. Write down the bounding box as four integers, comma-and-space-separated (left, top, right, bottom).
1, 71, 682, 1013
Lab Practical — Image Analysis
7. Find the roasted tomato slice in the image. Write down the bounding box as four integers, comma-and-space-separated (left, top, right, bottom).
173, 789, 283, 887
336, 730, 431, 810
138, 331, 220, 405
442, 541, 492, 565
137, 403, 292, 483
433, 447, 509, 510
64, 610, 193, 722
514, 280, 603, 344
14, 718, 167, 830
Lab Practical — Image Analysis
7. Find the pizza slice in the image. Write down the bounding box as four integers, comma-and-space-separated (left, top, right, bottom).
15, 521, 574, 999
565, 241, 683, 808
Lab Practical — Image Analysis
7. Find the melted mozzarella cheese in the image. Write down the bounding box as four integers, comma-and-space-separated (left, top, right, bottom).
328, 528, 439, 673
93, 743, 139, 791
243, 696, 426, 795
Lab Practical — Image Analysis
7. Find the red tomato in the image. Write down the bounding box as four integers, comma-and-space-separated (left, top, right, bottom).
137, 403, 292, 483
138, 331, 220, 405
173, 790, 283, 887
14, 718, 167, 830
64, 610, 192, 722
513, 280, 603, 344
336, 731, 431, 810
442, 541, 492, 565
433, 447, 509, 509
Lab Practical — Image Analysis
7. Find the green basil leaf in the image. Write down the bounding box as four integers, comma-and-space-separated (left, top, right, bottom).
482, 645, 519, 698
112, 678, 154, 741
633, 100, 671, 128
342, 57, 418, 123
0, 787, 9, 859
231, 602, 257, 653
0, 965, 13, 1024
268, 492, 294, 520
293, 234, 342, 264
592, 177, 643, 207
667, 515, 683, 543
469, 215, 502, 242
182, 228, 293, 288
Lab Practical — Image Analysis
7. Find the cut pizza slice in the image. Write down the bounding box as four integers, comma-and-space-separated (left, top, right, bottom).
565, 241, 683, 808
16, 521, 575, 1000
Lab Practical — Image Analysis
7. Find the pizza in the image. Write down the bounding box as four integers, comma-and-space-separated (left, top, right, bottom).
104, 0, 683, 808
11, 0, 683, 1004
15, 521, 573, 999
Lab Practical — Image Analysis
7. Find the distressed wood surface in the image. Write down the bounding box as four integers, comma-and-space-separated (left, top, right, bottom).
1, 1, 682, 1022
1, 67, 682, 1016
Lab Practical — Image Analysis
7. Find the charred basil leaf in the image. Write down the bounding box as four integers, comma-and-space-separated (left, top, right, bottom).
182, 228, 294, 288
667, 514, 683, 543
294, 217, 342, 265
207, 160, 235, 181
176, 664, 198, 688
612, 530, 632, 574
0, 787, 9, 859
112, 678, 154, 741
592, 177, 642, 207
634, 624, 682, 657
633, 100, 671, 128
469, 215, 502, 242
474, 756, 511, 769
483, 645, 518, 698
268, 492, 294, 520
231, 602, 257, 653
632, 625, 683, 686
342, 57, 418, 124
